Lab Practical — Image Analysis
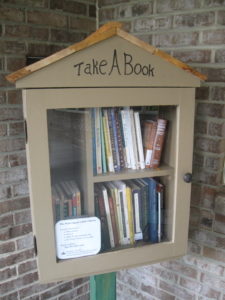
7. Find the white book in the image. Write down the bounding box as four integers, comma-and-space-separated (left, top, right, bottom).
134, 112, 145, 169
120, 110, 131, 169
112, 180, 130, 245
124, 107, 136, 170
97, 183, 115, 248
130, 109, 139, 169
95, 108, 102, 174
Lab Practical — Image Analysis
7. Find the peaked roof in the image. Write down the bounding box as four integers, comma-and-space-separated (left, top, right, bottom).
6, 22, 207, 84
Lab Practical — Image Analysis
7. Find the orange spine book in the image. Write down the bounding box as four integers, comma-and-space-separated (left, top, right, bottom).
143, 120, 157, 168
150, 119, 167, 169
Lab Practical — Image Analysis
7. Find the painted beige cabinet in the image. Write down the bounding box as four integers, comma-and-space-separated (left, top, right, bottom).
7, 22, 206, 284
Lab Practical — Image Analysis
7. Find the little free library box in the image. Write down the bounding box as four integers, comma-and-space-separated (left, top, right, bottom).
7, 22, 207, 284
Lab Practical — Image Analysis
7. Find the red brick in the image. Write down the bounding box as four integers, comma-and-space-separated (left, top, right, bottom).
40, 282, 74, 299
0, 214, 14, 229
141, 283, 175, 300
7, 90, 22, 105
161, 260, 198, 279
189, 206, 200, 227
218, 10, 225, 25
187, 240, 201, 254
19, 282, 55, 299
189, 228, 225, 249
27, 10, 67, 28
203, 67, 225, 82
174, 50, 211, 64
136, 34, 153, 45
208, 121, 225, 137
193, 152, 204, 167
16, 235, 33, 250
9, 122, 25, 136
50, 29, 87, 43
12, 181, 29, 197
0, 108, 23, 121
3, 41, 25, 54
89, 5, 96, 18
15, 210, 31, 225
99, 8, 115, 22
0, 248, 34, 269
197, 103, 225, 118
0, 186, 11, 200
0, 241, 15, 254
155, 32, 199, 47
204, 246, 225, 264
50, 0, 87, 15
0, 138, 25, 152
0, 267, 16, 281
18, 259, 37, 274
203, 29, 225, 45
211, 86, 225, 101
215, 192, 225, 215
9, 223, 32, 239
175, 12, 214, 28
215, 50, 225, 63
201, 186, 216, 209
191, 183, 202, 205
0, 155, 8, 168
99, 0, 129, 6
0, 228, 10, 241
200, 272, 225, 290
0, 168, 28, 186
0, 272, 38, 294
7, 57, 26, 72
157, 0, 201, 12
9, 153, 27, 168
0, 90, 6, 104
77, 283, 89, 295
134, 16, 173, 32
3, 0, 48, 8
180, 277, 221, 299
160, 280, 195, 299
1, 291, 18, 300
5, 25, 48, 40
0, 197, 30, 214
27, 43, 64, 57
206, 156, 224, 172
195, 137, 225, 154
193, 168, 221, 185
194, 119, 207, 134
70, 18, 95, 31
0, 74, 12, 87
214, 213, 225, 234
204, 0, 225, 7
0, 123, 7, 136
0, 6, 24, 22
199, 209, 214, 230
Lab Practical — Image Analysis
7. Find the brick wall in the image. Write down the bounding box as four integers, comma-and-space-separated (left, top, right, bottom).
98, 1, 225, 299
0, 1, 95, 299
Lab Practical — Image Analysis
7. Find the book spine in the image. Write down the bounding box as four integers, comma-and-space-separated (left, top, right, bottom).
120, 110, 131, 169
95, 108, 102, 174
91, 108, 97, 175
76, 193, 81, 216
113, 188, 124, 245
119, 190, 127, 245
102, 116, 114, 172
150, 119, 167, 168
100, 108, 107, 173
123, 186, 130, 244
141, 181, 150, 242
72, 195, 77, 216
103, 189, 115, 248
124, 107, 136, 169
111, 108, 121, 171
107, 109, 118, 172
149, 178, 158, 244
114, 107, 125, 170
126, 187, 134, 244
96, 191, 111, 250
134, 112, 145, 169
108, 196, 119, 247
133, 191, 142, 234
130, 109, 139, 169
157, 183, 164, 242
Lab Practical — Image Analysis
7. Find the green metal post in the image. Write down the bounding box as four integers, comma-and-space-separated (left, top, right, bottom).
90, 272, 116, 300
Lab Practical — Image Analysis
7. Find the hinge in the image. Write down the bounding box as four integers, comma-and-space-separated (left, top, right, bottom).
33, 236, 38, 256
24, 119, 28, 144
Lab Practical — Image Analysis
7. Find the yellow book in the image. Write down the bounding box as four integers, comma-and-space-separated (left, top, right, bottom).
126, 186, 134, 244
102, 115, 114, 172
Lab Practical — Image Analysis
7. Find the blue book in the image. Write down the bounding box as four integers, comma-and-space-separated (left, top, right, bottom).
100, 108, 107, 173
91, 108, 97, 175
110, 108, 121, 171
142, 177, 158, 243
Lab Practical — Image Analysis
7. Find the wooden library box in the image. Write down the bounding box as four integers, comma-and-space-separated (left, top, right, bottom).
7, 22, 207, 284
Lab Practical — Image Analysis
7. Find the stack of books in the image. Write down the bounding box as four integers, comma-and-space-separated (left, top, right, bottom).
51, 180, 81, 223
91, 106, 167, 175
94, 178, 164, 252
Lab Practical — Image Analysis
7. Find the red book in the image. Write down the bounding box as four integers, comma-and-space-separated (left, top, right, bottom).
143, 120, 157, 168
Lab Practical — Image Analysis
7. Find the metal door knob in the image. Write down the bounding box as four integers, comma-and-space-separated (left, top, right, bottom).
183, 173, 192, 183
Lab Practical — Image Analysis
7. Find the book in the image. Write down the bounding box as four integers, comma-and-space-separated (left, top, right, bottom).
143, 120, 157, 168
102, 113, 114, 172
157, 182, 164, 242
142, 177, 158, 244
65, 181, 77, 216
59, 182, 72, 218
150, 119, 167, 169
130, 108, 139, 169
94, 188, 111, 251
54, 184, 67, 220
68, 180, 81, 216
108, 192, 119, 247
100, 108, 107, 173
110, 108, 121, 171
126, 185, 134, 244
134, 112, 145, 169
95, 107, 102, 174
120, 109, 131, 169
91, 108, 97, 175
114, 107, 125, 170
96, 183, 115, 248
51, 186, 61, 223
107, 108, 119, 172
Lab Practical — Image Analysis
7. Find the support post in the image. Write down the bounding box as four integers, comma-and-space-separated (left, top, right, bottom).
90, 272, 116, 300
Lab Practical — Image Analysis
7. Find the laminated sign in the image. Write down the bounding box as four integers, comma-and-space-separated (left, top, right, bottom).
55, 217, 101, 259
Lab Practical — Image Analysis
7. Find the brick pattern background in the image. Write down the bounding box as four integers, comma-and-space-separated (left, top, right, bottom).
0, 0, 95, 299
98, 0, 225, 299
